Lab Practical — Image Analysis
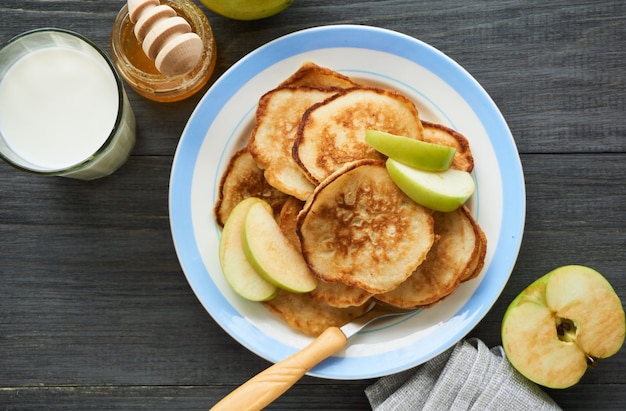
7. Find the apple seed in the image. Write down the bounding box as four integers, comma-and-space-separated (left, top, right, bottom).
556, 319, 576, 342
586, 355, 598, 367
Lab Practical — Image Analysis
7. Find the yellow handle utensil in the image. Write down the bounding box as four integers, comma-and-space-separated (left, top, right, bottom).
210, 304, 413, 411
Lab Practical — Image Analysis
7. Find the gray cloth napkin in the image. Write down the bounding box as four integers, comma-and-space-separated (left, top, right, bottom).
366, 338, 561, 411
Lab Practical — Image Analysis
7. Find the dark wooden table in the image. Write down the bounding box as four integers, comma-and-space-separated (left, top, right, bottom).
1, 1, 625, 409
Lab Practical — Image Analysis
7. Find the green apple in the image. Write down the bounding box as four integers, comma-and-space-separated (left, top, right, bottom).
365, 129, 456, 171
502, 265, 625, 389
199, 0, 293, 20
243, 201, 317, 293
219, 198, 278, 301
385, 158, 474, 212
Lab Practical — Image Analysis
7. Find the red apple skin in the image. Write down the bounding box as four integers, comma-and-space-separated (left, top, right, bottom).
501, 265, 625, 389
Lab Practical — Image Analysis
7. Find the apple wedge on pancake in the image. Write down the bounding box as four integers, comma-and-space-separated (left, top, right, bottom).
214, 148, 289, 227
297, 159, 434, 294
278, 61, 358, 89
376, 206, 483, 309
262, 289, 371, 337
294, 87, 424, 184
421, 121, 474, 172
248, 86, 339, 200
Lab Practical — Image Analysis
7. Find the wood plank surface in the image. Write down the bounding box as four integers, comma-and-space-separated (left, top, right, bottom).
1, 1, 625, 410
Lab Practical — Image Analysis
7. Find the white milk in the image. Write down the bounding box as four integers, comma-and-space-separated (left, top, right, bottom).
0, 44, 135, 178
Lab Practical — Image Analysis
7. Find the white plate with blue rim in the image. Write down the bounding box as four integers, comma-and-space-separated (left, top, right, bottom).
169, 24, 525, 380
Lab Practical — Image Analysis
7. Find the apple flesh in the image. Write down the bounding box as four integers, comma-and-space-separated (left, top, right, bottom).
243, 201, 318, 293
218, 198, 278, 301
502, 265, 625, 389
385, 158, 475, 212
365, 129, 456, 171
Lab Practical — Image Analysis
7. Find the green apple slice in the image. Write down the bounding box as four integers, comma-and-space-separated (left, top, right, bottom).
218, 198, 278, 301
385, 158, 475, 212
502, 265, 626, 389
243, 201, 318, 293
365, 129, 456, 171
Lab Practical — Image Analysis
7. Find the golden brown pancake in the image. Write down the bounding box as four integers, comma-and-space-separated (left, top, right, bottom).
278, 196, 305, 252
375, 206, 481, 309
213, 148, 289, 227
459, 208, 487, 282
297, 159, 434, 294
293, 87, 424, 184
262, 289, 371, 337
278, 196, 373, 308
309, 281, 373, 309
247, 86, 338, 200
421, 121, 474, 172
278, 61, 358, 89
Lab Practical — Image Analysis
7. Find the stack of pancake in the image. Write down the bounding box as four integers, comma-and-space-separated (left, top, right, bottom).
214, 63, 487, 337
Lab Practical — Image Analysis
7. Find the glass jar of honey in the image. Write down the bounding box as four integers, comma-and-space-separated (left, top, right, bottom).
110, 0, 216, 102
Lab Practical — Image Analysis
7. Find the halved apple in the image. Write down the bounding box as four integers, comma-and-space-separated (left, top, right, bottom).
502, 265, 625, 389
365, 129, 456, 171
385, 158, 475, 212
218, 198, 278, 301
243, 201, 318, 293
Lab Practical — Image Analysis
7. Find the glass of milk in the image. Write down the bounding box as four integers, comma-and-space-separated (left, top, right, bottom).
0, 28, 136, 180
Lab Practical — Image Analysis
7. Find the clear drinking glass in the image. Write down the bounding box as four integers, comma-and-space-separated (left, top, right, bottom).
0, 28, 136, 180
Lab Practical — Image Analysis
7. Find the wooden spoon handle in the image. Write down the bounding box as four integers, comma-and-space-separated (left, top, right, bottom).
209, 327, 347, 411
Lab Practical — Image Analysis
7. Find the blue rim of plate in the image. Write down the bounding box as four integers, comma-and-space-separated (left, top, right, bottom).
169, 24, 525, 380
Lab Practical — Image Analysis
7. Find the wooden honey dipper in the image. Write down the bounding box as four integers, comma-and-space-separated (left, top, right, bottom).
128, 0, 203, 76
